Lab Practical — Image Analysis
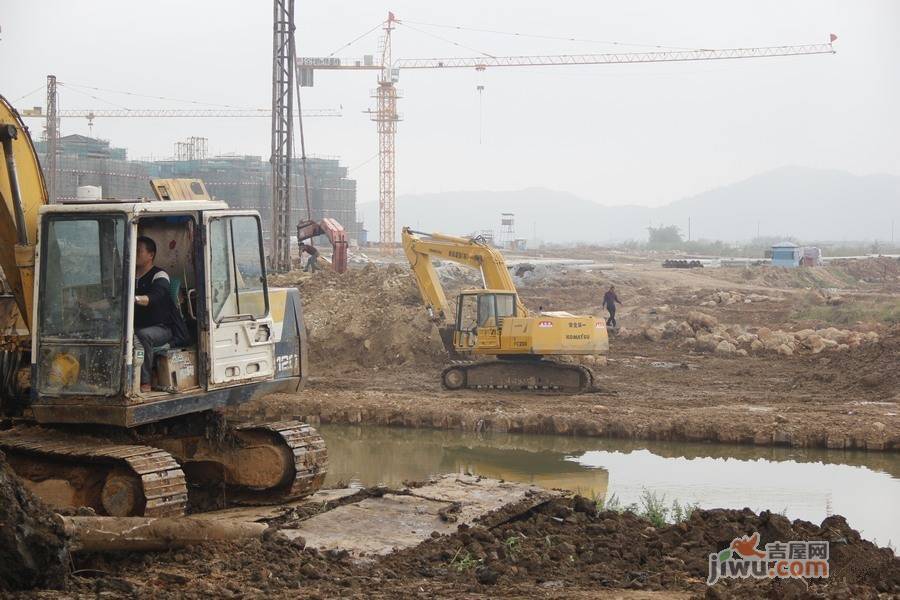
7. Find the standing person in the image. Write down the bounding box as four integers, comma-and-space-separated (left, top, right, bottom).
134, 236, 187, 393
300, 243, 320, 272
602, 285, 622, 328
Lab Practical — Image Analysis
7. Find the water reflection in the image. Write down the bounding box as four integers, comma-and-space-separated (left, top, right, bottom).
318, 425, 900, 547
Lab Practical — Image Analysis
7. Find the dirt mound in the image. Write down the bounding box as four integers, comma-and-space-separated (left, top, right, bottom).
0, 450, 68, 591
811, 324, 900, 395
714, 266, 853, 290
63, 497, 898, 597
831, 257, 900, 285
278, 264, 446, 370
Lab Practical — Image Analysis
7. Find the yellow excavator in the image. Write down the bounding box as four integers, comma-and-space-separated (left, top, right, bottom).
402, 227, 608, 392
0, 94, 327, 517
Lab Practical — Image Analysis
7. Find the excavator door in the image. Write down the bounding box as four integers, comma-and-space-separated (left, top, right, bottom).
203, 211, 275, 387
454, 292, 515, 352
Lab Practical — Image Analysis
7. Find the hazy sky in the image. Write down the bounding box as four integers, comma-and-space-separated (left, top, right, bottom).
3, 1, 898, 215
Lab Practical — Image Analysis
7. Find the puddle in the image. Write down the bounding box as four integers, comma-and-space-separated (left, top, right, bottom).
318, 424, 900, 548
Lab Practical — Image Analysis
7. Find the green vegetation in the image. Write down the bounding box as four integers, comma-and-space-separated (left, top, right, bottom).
594, 489, 700, 527
449, 548, 482, 572
504, 536, 521, 559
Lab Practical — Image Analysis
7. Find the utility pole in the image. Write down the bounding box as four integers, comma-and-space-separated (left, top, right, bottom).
45, 75, 58, 204
687, 216, 691, 242
270, 0, 295, 271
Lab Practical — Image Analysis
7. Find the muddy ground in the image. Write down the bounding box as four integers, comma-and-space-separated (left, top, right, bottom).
34, 492, 900, 598
258, 258, 900, 451
5, 256, 900, 598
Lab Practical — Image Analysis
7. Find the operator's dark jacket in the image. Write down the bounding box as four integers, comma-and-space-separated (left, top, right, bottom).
602, 290, 620, 311
135, 266, 190, 346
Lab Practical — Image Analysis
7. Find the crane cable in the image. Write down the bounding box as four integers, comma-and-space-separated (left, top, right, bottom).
326, 20, 384, 57
399, 22, 497, 59
58, 81, 257, 110
400, 19, 704, 52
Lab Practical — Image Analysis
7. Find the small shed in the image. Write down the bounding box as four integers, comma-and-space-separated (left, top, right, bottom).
771, 241, 801, 268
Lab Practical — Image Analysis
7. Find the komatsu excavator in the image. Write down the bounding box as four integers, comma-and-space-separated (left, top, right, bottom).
0, 94, 327, 517
402, 227, 608, 393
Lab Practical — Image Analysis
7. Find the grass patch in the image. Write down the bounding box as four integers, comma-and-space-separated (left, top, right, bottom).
449, 549, 482, 572
595, 490, 699, 527
504, 536, 521, 559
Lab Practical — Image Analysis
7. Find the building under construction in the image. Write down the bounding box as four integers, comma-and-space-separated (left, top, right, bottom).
34, 134, 365, 244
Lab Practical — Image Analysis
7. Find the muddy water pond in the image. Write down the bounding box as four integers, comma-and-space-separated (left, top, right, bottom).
318, 424, 900, 548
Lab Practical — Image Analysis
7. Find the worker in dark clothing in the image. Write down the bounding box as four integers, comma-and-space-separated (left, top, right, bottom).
300, 243, 320, 272
602, 285, 622, 328
134, 236, 186, 393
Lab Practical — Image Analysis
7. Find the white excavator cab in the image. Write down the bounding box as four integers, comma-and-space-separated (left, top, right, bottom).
30, 199, 306, 427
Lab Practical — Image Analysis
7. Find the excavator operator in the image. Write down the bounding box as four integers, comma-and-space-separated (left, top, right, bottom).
134, 236, 187, 392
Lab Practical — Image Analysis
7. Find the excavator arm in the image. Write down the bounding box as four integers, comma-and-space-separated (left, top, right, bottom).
401, 227, 527, 322
297, 218, 348, 274
0, 94, 47, 337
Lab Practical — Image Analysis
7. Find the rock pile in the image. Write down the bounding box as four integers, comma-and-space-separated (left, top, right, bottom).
637, 311, 879, 357
697, 290, 783, 307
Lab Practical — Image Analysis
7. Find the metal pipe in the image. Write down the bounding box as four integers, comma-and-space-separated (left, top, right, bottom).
0, 125, 29, 245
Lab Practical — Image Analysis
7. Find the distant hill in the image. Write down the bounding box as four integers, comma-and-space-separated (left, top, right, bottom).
358, 167, 899, 243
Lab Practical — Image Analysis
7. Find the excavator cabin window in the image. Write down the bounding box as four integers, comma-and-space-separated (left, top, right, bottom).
457, 292, 517, 331
36, 214, 127, 395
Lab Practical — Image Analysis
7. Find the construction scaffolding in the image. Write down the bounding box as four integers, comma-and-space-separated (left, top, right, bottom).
32, 135, 364, 245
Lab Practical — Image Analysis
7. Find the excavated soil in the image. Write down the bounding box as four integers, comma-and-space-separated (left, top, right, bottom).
274, 264, 447, 370
0, 450, 68, 591
52, 496, 899, 598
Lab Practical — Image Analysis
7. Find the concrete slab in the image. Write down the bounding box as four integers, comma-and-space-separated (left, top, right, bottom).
281, 474, 557, 557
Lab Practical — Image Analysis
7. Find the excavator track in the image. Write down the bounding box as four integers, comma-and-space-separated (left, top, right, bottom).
441, 359, 594, 393
228, 420, 328, 505
0, 427, 188, 517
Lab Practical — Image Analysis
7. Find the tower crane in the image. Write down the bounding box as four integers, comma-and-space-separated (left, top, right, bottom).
298, 14, 837, 247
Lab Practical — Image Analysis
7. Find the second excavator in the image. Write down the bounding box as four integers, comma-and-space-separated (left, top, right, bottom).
402, 228, 608, 393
